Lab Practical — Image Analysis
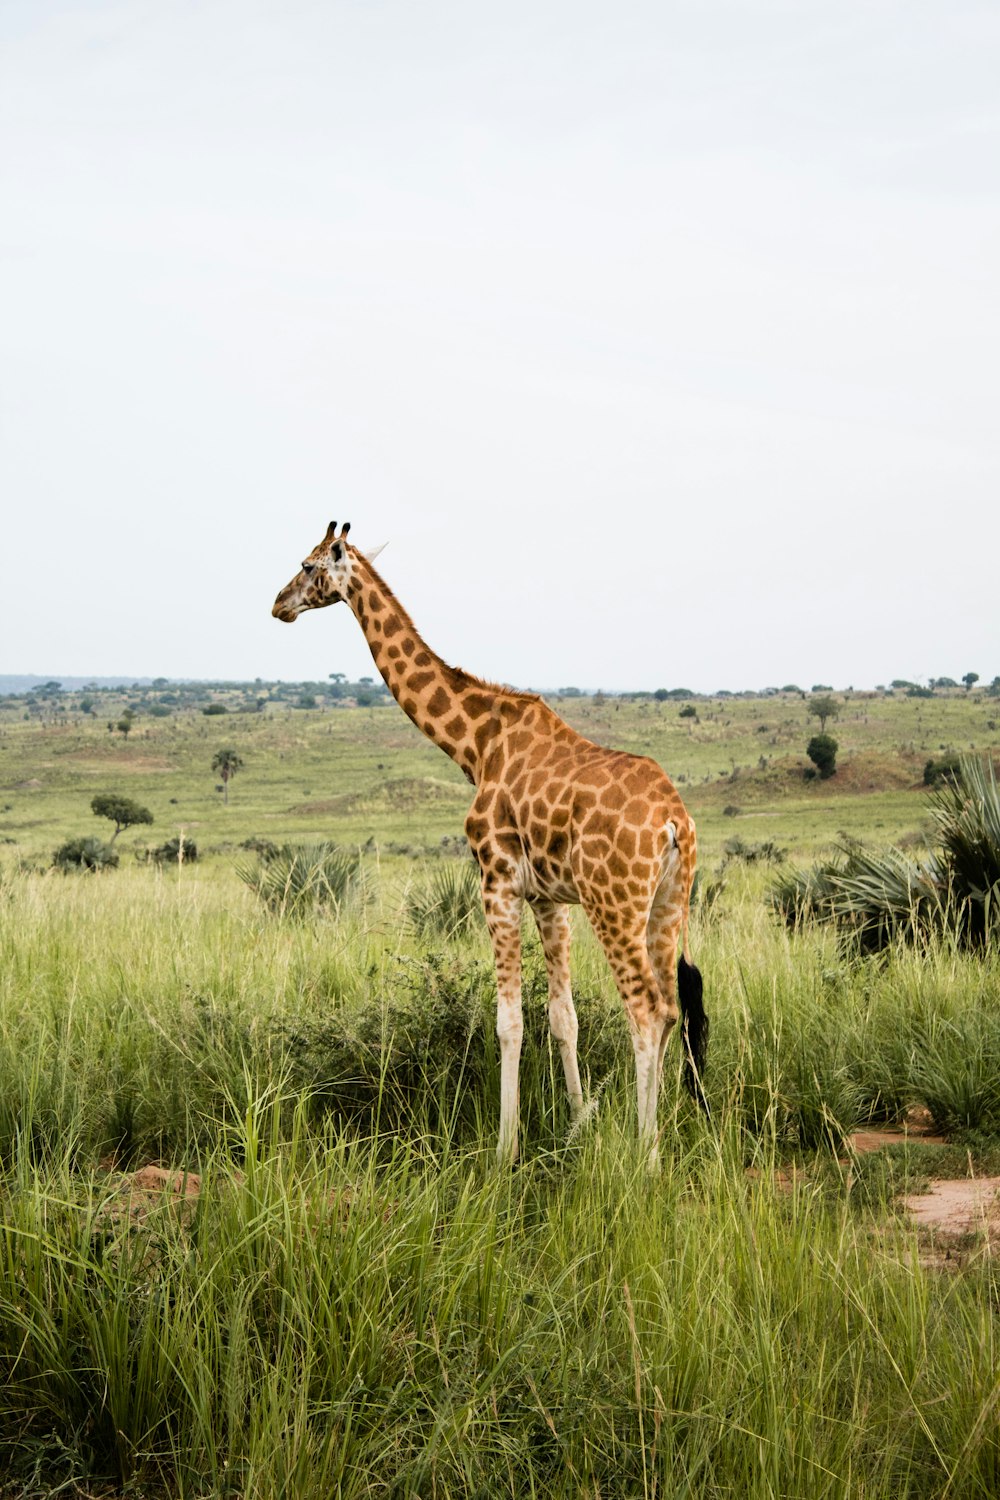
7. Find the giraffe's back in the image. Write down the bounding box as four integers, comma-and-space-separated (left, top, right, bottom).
464, 701, 694, 917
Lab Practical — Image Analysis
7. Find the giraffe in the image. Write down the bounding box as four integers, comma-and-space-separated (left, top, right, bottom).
273, 522, 707, 1165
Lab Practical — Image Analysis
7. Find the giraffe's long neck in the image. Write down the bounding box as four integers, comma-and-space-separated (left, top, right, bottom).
347, 558, 496, 783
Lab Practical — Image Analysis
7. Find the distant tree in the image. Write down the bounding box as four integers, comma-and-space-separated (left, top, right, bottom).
907, 686, 934, 698
203, 703, 228, 716
116, 710, 134, 740
653, 688, 669, 702
988, 677, 1000, 698
679, 704, 698, 719
891, 679, 916, 690
811, 684, 833, 693
781, 685, 804, 695
807, 695, 839, 732
297, 693, 317, 709
79, 696, 94, 715
963, 672, 979, 692
152, 677, 169, 689
91, 792, 153, 842
212, 747, 244, 805
930, 677, 958, 690
806, 734, 838, 780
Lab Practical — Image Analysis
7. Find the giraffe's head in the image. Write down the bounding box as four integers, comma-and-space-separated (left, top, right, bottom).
272, 521, 359, 622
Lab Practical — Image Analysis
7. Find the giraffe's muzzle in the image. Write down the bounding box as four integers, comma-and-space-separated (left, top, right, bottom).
272, 595, 300, 623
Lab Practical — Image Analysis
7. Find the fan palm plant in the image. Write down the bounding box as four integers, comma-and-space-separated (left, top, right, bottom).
405, 861, 484, 942
770, 756, 1000, 952
235, 842, 361, 918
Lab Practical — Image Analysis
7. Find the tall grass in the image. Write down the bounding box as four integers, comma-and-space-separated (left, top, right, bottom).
2, 863, 1000, 1495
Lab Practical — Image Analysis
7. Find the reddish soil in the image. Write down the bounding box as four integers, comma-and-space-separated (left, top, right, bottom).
905, 1178, 1000, 1239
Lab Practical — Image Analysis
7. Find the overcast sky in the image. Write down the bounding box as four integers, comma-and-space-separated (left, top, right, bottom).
2, 0, 998, 692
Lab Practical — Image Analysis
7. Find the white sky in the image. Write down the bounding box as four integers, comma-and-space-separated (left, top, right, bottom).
2, 0, 998, 692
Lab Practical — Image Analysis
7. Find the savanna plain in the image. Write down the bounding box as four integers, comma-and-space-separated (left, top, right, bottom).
3, 681, 1000, 1498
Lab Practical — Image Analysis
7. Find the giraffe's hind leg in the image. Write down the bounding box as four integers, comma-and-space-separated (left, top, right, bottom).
529, 898, 584, 1122
646, 878, 684, 1078
583, 899, 676, 1164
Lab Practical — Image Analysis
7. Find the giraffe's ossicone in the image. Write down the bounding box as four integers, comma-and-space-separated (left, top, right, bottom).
273, 522, 708, 1164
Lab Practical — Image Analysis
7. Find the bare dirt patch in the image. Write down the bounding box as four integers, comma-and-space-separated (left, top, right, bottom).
905, 1178, 1000, 1240
95, 1163, 202, 1235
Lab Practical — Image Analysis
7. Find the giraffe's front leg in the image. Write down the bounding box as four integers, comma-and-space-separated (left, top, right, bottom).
530, 898, 584, 1124
481, 869, 524, 1165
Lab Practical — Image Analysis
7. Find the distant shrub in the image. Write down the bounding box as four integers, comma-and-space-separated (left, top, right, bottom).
150, 835, 198, 864
722, 836, 786, 866
406, 862, 484, 941
678, 704, 697, 719
148, 704, 171, 717
53, 836, 119, 872
202, 703, 228, 716
806, 734, 838, 779
907, 686, 934, 699
239, 836, 280, 860
236, 842, 362, 918
722, 805, 742, 818
923, 754, 962, 787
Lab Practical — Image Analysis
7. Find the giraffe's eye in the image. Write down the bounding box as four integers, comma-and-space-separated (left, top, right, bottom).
302, 562, 315, 575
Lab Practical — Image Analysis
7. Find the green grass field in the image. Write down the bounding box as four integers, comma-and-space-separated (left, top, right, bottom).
2, 687, 1000, 1497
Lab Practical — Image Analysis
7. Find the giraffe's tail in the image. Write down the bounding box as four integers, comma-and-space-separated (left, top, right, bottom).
675, 819, 708, 1113
678, 955, 709, 1112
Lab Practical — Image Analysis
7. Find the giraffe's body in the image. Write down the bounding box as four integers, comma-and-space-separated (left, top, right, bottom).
273, 523, 707, 1163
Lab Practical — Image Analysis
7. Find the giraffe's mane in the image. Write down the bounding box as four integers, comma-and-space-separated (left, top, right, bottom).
357, 549, 541, 706
453, 670, 542, 705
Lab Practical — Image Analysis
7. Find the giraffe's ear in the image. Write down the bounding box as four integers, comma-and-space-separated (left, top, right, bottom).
365, 542, 388, 562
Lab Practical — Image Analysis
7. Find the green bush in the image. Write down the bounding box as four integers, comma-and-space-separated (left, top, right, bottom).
150, 835, 198, 864
53, 836, 119, 872
806, 734, 838, 779
923, 752, 962, 787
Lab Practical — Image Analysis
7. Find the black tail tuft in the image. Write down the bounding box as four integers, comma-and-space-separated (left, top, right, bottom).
678, 956, 709, 1114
